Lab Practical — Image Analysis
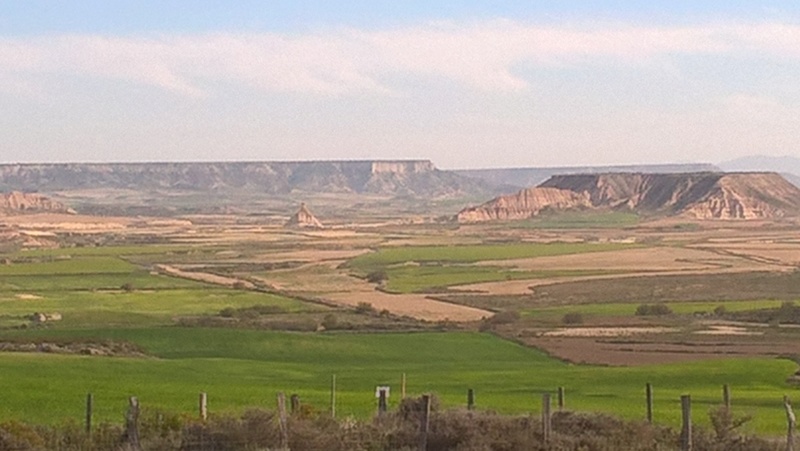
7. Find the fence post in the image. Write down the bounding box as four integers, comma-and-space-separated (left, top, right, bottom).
467, 389, 475, 411
199, 392, 208, 421
125, 396, 140, 451
542, 393, 552, 444
378, 389, 388, 416
402, 373, 407, 399
723, 384, 731, 410
681, 395, 692, 451
331, 374, 337, 418
418, 394, 431, 451
290, 394, 300, 415
277, 392, 289, 451
85, 393, 93, 436
785, 396, 796, 451
557, 387, 565, 410
646, 383, 654, 424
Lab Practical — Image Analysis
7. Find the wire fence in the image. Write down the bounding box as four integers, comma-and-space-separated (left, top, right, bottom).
0, 382, 797, 451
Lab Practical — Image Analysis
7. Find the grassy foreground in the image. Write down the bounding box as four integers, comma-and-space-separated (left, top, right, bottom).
0, 329, 795, 435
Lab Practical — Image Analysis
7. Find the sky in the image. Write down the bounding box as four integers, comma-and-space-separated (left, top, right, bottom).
1, 1, 800, 169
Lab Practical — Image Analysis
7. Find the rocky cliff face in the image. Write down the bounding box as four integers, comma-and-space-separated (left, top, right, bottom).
458, 172, 800, 222
0, 192, 73, 215
457, 188, 591, 222
455, 163, 721, 190
681, 173, 800, 219
0, 161, 491, 198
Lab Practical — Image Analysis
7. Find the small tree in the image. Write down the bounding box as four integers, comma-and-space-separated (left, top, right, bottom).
321, 314, 339, 330
562, 312, 584, 324
635, 303, 672, 316
366, 271, 388, 284
355, 302, 377, 315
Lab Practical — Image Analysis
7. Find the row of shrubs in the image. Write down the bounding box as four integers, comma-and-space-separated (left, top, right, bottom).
0, 396, 782, 451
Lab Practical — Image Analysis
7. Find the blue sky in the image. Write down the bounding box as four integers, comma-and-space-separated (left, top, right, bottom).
3, 1, 797, 34
1, 2, 800, 168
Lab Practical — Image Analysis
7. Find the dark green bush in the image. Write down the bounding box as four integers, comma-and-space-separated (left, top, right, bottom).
562, 312, 584, 324
636, 303, 673, 316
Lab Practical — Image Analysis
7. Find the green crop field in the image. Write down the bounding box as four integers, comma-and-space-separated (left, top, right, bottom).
1, 242, 798, 438
0, 288, 314, 328
347, 242, 640, 271
382, 266, 622, 294
523, 300, 790, 322
0, 256, 137, 276
501, 211, 640, 229
0, 247, 318, 328
0, 329, 794, 435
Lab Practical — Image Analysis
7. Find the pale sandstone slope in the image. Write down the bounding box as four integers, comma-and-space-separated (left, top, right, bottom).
285, 203, 324, 229
0, 192, 74, 215
458, 172, 800, 222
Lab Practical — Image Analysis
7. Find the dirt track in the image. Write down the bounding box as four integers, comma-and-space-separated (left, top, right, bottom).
323, 290, 491, 322
156, 265, 255, 289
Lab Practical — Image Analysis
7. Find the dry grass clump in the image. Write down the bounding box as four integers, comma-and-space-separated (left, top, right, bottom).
0, 396, 784, 451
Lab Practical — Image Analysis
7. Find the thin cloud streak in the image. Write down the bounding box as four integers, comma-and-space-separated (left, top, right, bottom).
1, 21, 800, 98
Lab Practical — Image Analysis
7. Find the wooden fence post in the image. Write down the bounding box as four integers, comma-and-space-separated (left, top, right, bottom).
290, 394, 300, 415
542, 393, 552, 444
467, 389, 475, 411
125, 396, 140, 450
199, 392, 208, 421
557, 387, 565, 411
277, 392, 289, 451
378, 389, 388, 416
331, 374, 336, 418
723, 384, 731, 410
681, 395, 692, 451
785, 396, 796, 451
85, 393, 93, 435
646, 383, 654, 424
402, 373, 407, 399
418, 394, 431, 451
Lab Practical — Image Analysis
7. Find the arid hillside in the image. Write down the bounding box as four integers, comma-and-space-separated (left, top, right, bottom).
0, 192, 73, 215
458, 172, 800, 221
0, 161, 493, 198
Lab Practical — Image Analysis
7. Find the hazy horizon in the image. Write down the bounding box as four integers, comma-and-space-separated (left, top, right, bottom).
3, 2, 800, 168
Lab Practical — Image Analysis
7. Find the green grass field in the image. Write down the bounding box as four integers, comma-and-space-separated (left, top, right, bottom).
1, 243, 798, 437
345, 241, 638, 293
523, 300, 790, 322
0, 329, 794, 435
382, 266, 622, 294
0, 288, 314, 328
0, 247, 318, 328
502, 211, 640, 229
348, 242, 640, 271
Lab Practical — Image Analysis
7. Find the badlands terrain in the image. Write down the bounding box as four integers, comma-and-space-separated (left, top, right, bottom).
0, 160, 799, 435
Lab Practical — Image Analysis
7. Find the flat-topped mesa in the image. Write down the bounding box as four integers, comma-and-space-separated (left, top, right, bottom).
370, 160, 436, 174
0, 191, 74, 215
458, 172, 800, 222
0, 160, 482, 198
285, 203, 324, 229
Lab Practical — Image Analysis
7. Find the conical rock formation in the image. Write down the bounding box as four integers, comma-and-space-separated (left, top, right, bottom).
285, 203, 324, 229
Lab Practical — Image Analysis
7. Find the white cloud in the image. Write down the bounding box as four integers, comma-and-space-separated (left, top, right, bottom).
1, 21, 800, 98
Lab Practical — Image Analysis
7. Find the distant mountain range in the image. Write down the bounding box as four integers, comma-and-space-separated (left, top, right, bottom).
0, 161, 496, 199
719, 155, 800, 187
455, 163, 720, 191
0, 158, 797, 218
